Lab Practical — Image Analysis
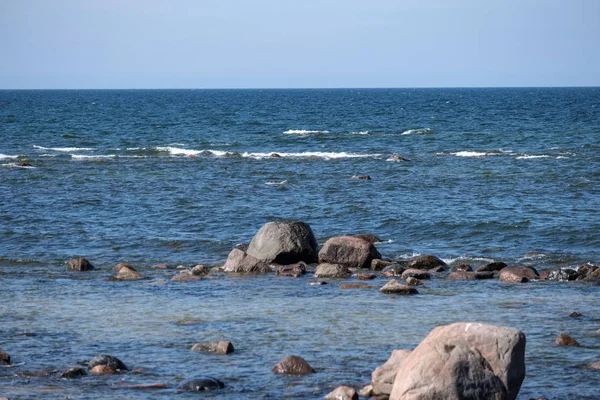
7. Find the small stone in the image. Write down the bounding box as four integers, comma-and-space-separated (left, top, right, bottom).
407, 255, 447, 270
401, 269, 431, 280
60, 367, 87, 379
380, 279, 419, 295
555, 332, 580, 346
110, 263, 143, 281
67, 257, 95, 271
190, 265, 209, 275
569, 311, 583, 318
177, 376, 224, 391
476, 261, 508, 272
314, 263, 352, 278
276, 262, 306, 277
405, 277, 423, 286
272, 355, 315, 375
150, 263, 169, 269
356, 273, 376, 280
0, 349, 10, 365
191, 341, 234, 355
324, 385, 358, 400
339, 283, 377, 289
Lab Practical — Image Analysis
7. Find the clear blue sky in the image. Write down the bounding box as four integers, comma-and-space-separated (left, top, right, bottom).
1, 0, 599, 89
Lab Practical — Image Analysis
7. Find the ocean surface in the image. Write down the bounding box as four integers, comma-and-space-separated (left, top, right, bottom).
1, 88, 599, 399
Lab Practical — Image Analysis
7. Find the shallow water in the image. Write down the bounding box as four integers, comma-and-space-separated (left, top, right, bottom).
1, 88, 599, 398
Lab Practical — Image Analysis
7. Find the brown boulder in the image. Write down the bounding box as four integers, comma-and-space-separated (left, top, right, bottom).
246, 221, 319, 264
60, 367, 87, 379
555, 333, 580, 346
67, 257, 95, 271
111, 263, 143, 281
499, 266, 539, 283
390, 322, 526, 400
325, 386, 358, 400
222, 248, 272, 273
272, 355, 315, 375
372, 349, 412, 396
356, 273, 376, 280
318, 236, 381, 269
191, 341, 234, 355
275, 262, 306, 277
380, 280, 418, 295
407, 255, 447, 270
476, 261, 508, 272
448, 271, 495, 280
314, 263, 352, 278
401, 269, 431, 280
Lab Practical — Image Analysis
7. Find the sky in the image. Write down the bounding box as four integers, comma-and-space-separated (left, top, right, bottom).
1, 0, 599, 89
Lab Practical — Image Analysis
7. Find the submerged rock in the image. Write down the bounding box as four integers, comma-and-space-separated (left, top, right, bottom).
67, 257, 95, 271
324, 386, 358, 400
371, 258, 392, 271
314, 263, 352, 278
555, 333, 580, 347
191, 341, 234, 355
90, 365, 118, 375
222, 248, 272, 273
60, 367, 87, 379
88, 354, 128, 372
407, 255, 447, 270
171, 273, 202, 282
448, 271, 495, 280
476, 261, 508, 272
545, 269, 579, 282
319, 236, 381, 269
352, 175, 371, 180
177, 376, 224, 392
0, 349, 10, 365
246, 221, 319, 264
110, 263, 143, 281
405, 277, 423, 286
272, 355, 315, 375
339, 283, 377, 289
380, 280, 418, 295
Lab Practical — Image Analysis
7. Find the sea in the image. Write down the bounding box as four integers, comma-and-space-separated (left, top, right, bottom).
0, 88, 599, 399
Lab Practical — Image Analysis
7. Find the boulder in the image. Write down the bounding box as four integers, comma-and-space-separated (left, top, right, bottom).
67, 257, 94, 271
275, 262, 306, 277
401, 269, 431, 280
390, 322, 526, 400
246, 221, 319, 264
314, 263, 352, 278
577, 264, 598, 279
110, 263, 143, 281
0, 349, 10, 365
569, 311, 582, 318
190, 265, 209, 275
476, 261, 508, 273
191, 341, 234, 355
555, 333, 580, 347
545, 269, 579, 282
452, 263, 472, 272
325, 386, 358, 400
222, 248, 272, 273
354, 233, 381, 244
371, 258, 392, 271
448, 271, 495, 280
91, 365, 118, 375
88, 354, 128, 372
405, 277, 423, 286
380, 280, 418, 295
383, 264, 406, 277
407, 255, 447, 270
60, 367, 87, 379
177, 376, 224, 391
272, 355, 315, 375
319, 236, 381, 269
372, 349, 412, 396
499, 266, 539, 283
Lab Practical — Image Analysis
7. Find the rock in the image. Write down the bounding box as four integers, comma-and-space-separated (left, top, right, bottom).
371, 258, 392, 271
448, 271, 495, 280
276, 262, 306, 277
545, 269, 579, 282
359, 384, 374, 397
115, 383, 169, 390
0, 349, 10, 365
110, 263, 143, 281
67, 257, 94, 271
88, 354, 128, 372
380, 280, 419, 295
407, 255, 447, 270
246, 221, 319, 264
191, 341, 234, 355
60, 367, 87, 379
387, 154, 410, 162
499, 266, 539, 283
353, 233, 381, 244
222, 248, 272, 273
272, 355, 315, 375
352, 175, 371, 180
405, 277, 423, 286
577, 264, 598, 278
452, 263, 472, 272
177, 376, 224, 391
476, 261, 508, 272
190, 265, 209, 275
401, 269, 431, 280
90, 365, 118, 375
588, 268, 600, 279
382, 264, 406, 277
389, 322, 526, 400
339, 283, 377, 289
569, 311, 582, 318
319, 236, 381, 269
314, 263, 352, 278
588, 361, 600, 369
324, 385, 358, 400
309, 281, 328, 286
555, 333, 580, 346
372, 349, 412, 396
171, 273, 202, 282
356, 273, 376, 280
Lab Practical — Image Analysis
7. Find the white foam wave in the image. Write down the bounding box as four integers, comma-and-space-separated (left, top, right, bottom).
241, 151, 381, 160
71, 154, 118, 160
155, 146, 203, 157
401, 128, 432, 135
516, 155, 550, 160
352, 131, 369, 135
442, 256, 495, 265
451, 151, 488, 157
34, 145, 94, 152
0, 154, 19, 160
1, 162, 35, 169
283, 129, 329, 135
265, 180, 289, 185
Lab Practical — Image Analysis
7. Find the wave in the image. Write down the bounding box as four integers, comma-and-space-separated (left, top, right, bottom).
155, 146, 203, 157
265, 180, 289, 185
352, 131, 369, 135
516, 155, 551, 160
1, 162, 35, 169
34, 145, 95, 152
241, 151, 381, 160
71, 154, 118, 160
451, 151, 489, 157
401, 128, 432, 135
0, 154, 19, 160
283, 129, 329, 135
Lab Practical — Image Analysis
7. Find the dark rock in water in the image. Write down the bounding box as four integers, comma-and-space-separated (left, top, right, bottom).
110, 263, 143, 281
319, 236, 381, 269
246, 221, 319, 264
67, 257, 95, 271
405, 277, 423, 286
275, 262, 306, 277
353, 233, 381, 244
569, 311, 582, 318
191, 341, 234, 355
352, 175, 371, 180
272, 355, 315, 375
577, 264, 598, 279
88, 354, 128, 372
270, 153, 282, 158
387, 154, 411, 162
546, 269, 579, 282
339, 283, 377, 289
382, 264, 406, 277
452, 263, 472, 272
61, 367, 87, 379
407, 255, 447, 270
356, 273, 376, 280
371, 258, 392, 271
499, 266, 539, 283
476, 261, 508, 272
448, 271, 495, 280
380, 280, 418, 295
314, 263, 352, 278
90, 365, 118, 375
401, 269, 431, 280
325, 386, 358, 400
308, 281, 328, 286
190, 265, 209, 275
555, 333, 580, 346
0, 349, 10, 365
222, 248, 272, 273
178, 376, 225, 391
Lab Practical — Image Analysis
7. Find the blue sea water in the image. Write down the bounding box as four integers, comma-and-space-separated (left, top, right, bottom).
1, 88, 599, 399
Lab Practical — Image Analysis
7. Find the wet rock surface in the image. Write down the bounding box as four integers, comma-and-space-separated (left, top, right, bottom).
88, 354, 128, 372
67, 257, 95, 271
191, 341, 234, 355
318, 236, 381, 269
324, 385, 358, 400
0, 349, 10, 365
314, 263, 352, 278
246, 221, 319, 264
272, 355, 315, 375
372, 349, 412, 396
380, 280, 418, 295
177, 376, 225, 391
555, 333, 580, 347
110, 263, 143, 281
499, 266, 539, 283
222, 248, 272, 273
60, 367, 87, 379
407, 255, 447, 270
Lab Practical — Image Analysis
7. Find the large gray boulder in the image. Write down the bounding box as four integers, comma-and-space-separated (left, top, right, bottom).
246, 221, 319, 264
318, 236, 381, 269
372, 349, 412, 396
390, 322, 526, 400
222, 248, 272, 273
